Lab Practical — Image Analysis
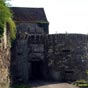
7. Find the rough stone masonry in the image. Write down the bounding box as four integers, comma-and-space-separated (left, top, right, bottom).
1, 7, 88, 85
0, 26, 10, 86
10, 7, 88, 83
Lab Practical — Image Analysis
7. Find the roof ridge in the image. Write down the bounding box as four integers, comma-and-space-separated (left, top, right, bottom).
11, 7, 44, 9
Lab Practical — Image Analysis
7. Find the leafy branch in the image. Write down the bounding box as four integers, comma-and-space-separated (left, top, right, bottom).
0, 0, 16, 41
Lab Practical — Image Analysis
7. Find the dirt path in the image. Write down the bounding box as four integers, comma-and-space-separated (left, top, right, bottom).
30, 81, 79, 88
34, 83, 79, 88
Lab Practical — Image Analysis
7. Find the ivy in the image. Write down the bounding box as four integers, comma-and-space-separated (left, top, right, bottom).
0, 0, 16, 42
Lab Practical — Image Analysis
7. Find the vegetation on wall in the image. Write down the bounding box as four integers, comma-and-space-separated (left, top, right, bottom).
0, 0, 16, 41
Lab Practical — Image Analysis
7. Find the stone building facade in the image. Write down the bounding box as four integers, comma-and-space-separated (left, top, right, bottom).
11, 7, 88, 83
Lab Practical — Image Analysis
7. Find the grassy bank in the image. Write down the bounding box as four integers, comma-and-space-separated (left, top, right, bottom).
73, 80, 88, 88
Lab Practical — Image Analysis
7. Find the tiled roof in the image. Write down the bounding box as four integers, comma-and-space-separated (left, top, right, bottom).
11, 7, 48, 23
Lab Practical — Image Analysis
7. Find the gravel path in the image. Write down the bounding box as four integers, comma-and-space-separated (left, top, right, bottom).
30, 81, 79, 88
34, 83, 79, 88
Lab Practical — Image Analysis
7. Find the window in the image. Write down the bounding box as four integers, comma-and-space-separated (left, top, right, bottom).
65, 70, 74, 73
17, 52, 23, 55
62, 49, 70, 53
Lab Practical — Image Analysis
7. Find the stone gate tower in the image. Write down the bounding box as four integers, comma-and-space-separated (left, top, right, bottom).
11, 7, 49, 83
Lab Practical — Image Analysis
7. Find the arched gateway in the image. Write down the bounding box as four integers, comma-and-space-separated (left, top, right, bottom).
29, 57, 44, 80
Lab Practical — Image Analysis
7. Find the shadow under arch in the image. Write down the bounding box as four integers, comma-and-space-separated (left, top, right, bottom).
29, 57, 44, 81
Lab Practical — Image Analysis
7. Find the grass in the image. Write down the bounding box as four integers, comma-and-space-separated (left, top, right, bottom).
72, 80, 88, 87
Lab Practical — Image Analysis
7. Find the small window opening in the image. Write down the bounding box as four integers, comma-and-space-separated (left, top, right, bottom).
17, 52, 23, 55
31, 36, 34, 39
65, 70, 74, 73
36, 35, 39, 42
62, 49, 70, 52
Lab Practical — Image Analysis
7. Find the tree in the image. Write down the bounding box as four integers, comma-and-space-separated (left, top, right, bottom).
0, 0, 16, 41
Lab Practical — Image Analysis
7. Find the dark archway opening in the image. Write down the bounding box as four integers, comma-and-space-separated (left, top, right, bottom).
29, 60, 44, 81
62, 70, 75, 82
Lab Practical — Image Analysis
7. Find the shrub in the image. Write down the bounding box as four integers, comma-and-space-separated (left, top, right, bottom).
0, 0, 16, 42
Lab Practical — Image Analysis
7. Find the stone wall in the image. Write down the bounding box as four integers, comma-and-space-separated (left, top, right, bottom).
11, 22, 48, 83
46, 34, 88, 81
12, 33, 88, 83
11, 22, 88, 83
16, 23, 45, 35
0, 36, 10, 87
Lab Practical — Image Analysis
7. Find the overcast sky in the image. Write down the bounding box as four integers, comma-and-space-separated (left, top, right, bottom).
8, 0, 88, 34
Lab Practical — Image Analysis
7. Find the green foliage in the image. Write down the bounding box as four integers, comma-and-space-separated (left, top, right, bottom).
0, 0, 16, 41
8, 18, 16, 42
0, 26, 4, 37
86, 70, 88, 75
73, 80, 88, 87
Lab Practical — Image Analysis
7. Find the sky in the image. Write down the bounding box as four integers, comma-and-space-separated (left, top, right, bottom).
8, 0, 88, 34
